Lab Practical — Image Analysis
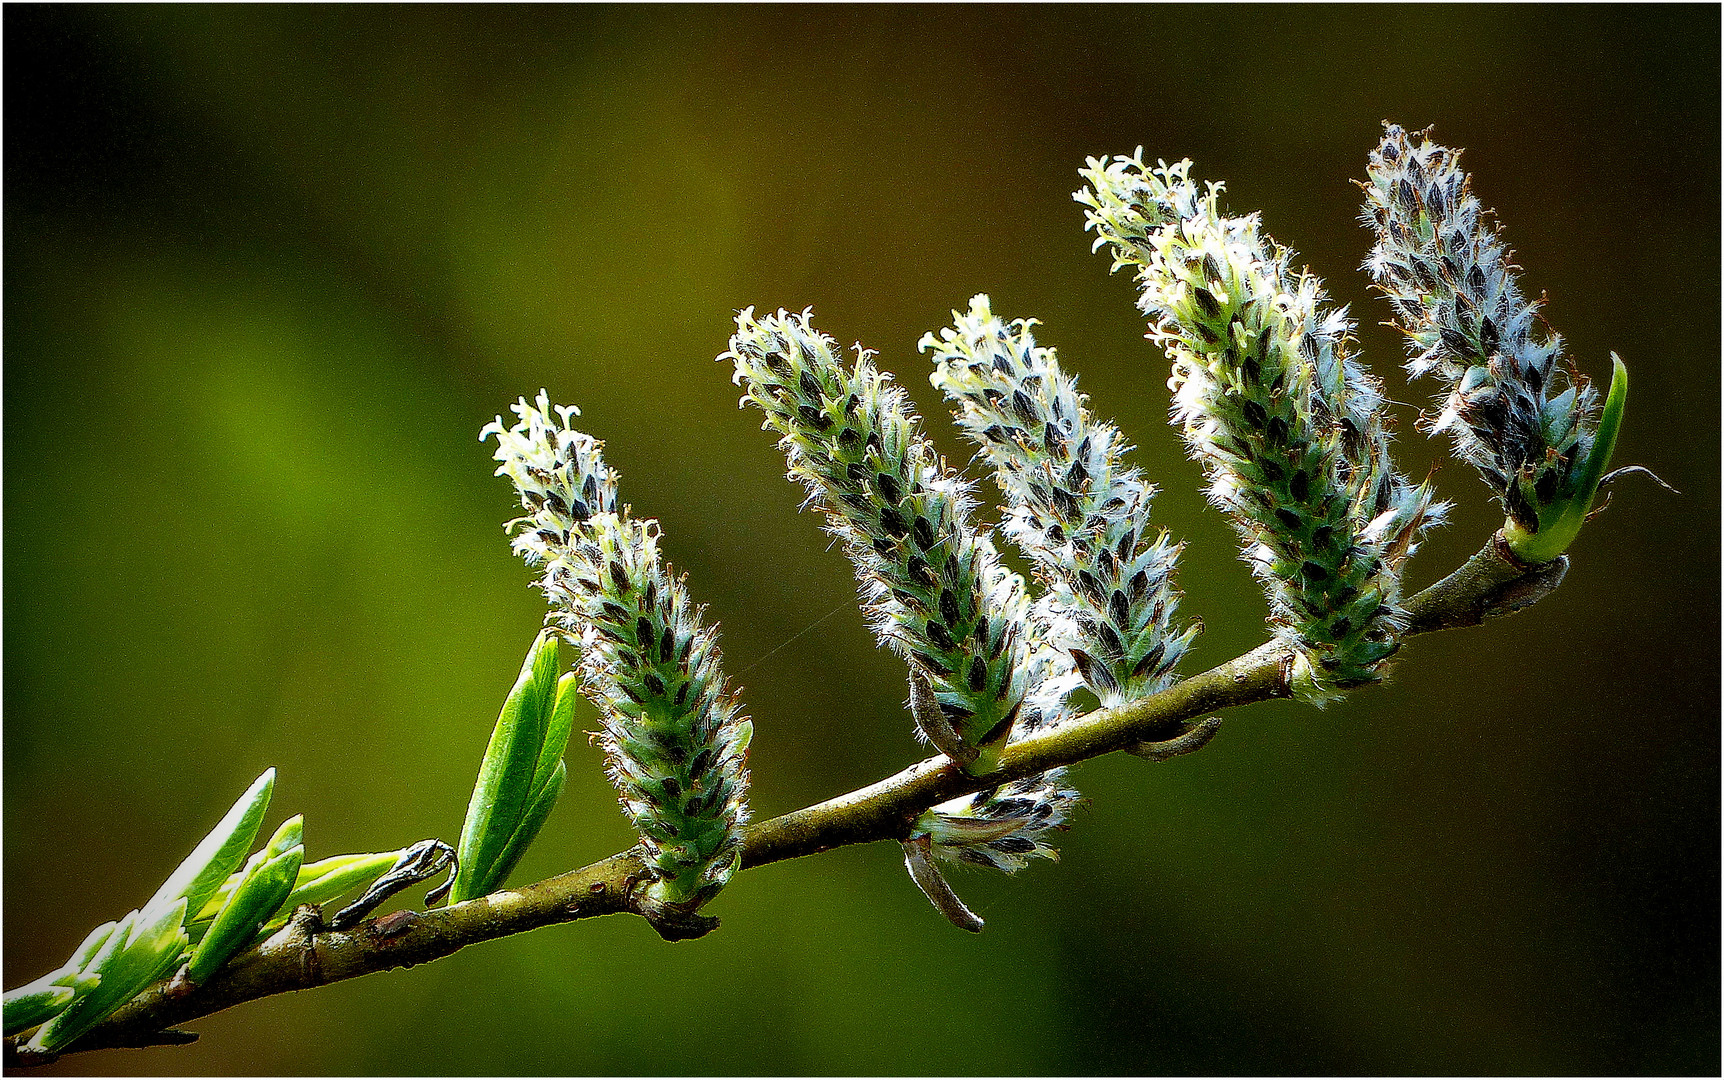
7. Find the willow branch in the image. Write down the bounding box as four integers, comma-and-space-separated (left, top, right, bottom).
8, 532, 1563, 1067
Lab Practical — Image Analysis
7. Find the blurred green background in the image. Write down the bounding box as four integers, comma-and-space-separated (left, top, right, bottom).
5, 5, 1717, 1075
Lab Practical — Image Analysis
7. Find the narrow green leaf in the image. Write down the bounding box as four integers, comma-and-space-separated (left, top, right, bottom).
185, 847, 303, 984
65, 920, 120, 973
272, 851, 401, 920
143, 769, 275, 921
31, 900, 189, 1053
75, 910, 136, 980
531, 672, 579, 799
259, 815, 304, 861
451, 631, 560, 905
479, 759, 567, 896
4, 982, 76, 1036
194, 850, 403, 936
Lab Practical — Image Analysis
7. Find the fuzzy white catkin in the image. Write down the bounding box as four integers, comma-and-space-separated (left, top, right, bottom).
1361, 122, 1599, 532
924, 294, 1194, 709
1078, 154, 1447, 700
725, 313, 1083, 868
484, 393, 750, 906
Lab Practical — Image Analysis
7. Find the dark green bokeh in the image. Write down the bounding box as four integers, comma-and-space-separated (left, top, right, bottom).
5, 5, 1716, 1075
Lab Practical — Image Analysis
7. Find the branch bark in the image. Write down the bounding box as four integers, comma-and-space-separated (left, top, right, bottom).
7, 533, 1563, 1067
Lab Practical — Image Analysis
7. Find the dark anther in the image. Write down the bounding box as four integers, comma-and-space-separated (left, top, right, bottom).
1109, 590, 1131, 627
939, 589, 962, 628
912, 650, 952, 677
912, 516, 937, 550
877, 471, 902, 504
609, 561, 631, 592
799, 370, 823, 400
926, 619, 954, 651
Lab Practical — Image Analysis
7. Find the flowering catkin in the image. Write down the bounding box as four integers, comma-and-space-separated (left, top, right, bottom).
484, 393, 750, 906
1077, 154, 1446, 700
923, 294, 1193, 707
911, 643, 1084, 872
1361, 123, 1599, 536
725, 309, 1034, 774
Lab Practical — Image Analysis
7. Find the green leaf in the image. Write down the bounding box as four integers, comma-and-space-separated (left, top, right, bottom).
74, 910, 136, 980
4, 981, 77, 1036
31, 900, 189, 1053
193, 850, 403, 934
4, 939, 107, 1036
143, 769, 275, 922
272, 851, 401, 921
532, 672, 579, 799
259, 815, 304, 861
1505, 356, 1628, 563
451, 631, 561, 905
185, 846, 303, 984
65, 920, 121, 973
478, 759, 567, 896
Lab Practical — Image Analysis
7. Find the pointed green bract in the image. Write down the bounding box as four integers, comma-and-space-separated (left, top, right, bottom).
143, 769, 275, 921
186, 846, 303, 983
1504, 356, 1627, 563
30, 900, 189, 1053
263, 851, 403, 931
451, 630, 564, 904
533, 673, 579, 803
3, 921, 118, 1037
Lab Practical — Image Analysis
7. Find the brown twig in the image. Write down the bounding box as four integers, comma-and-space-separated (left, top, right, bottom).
7, 532, 1563, 1066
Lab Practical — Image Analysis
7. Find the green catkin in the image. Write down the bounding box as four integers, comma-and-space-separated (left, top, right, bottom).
1361, 122, 1600, 535
924, 294, 1195, 708
1077, 154, 1447, 701
725, 309, 1034, 774
484, 394, 750, 906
